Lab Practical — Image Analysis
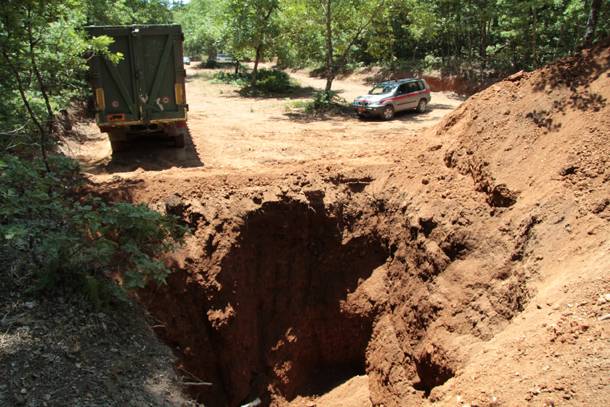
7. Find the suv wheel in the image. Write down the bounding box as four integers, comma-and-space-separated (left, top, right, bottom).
382, 105, 395, 120
417, 99, 428, 113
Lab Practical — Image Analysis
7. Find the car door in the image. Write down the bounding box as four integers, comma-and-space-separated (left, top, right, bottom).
394, 83, 410, 111
406, 82, 421, 108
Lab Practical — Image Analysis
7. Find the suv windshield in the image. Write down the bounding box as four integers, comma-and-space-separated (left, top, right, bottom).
369, 84, 395, 95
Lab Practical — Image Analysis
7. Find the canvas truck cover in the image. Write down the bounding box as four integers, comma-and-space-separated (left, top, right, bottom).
85, 24, 188, 129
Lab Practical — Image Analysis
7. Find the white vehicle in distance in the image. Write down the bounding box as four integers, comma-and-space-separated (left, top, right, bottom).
214, 53, 235, 64
183, 56, 191, 65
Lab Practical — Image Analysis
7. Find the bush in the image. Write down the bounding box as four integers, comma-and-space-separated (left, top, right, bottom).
0, 155, 185, 300
304, 90, 350, 115
211, 71, 249, 87
211, 69, 299, 95
247, 69, 295, 94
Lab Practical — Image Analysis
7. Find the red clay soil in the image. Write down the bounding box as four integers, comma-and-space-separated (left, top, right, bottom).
103, 45, 609, 407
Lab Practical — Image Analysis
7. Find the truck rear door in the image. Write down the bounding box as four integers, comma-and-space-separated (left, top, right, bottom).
86, 25, 187, 127
134, 25, 186, 123
87, 26, 140, 125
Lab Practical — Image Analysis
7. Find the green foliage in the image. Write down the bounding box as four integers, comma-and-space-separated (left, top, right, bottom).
225, 0, 279, 61
180, 0, 608, 89
0, 0, 90, 147
279, 0, 385, 90
0, 0, 122, 154
89, 35, 124, 64
289, 90, 350, 115
274, 1, 322, 68
0, 155, 185, 294
362, 0, 610, 79
85, 0, 173, 25
176, 0, 279, 85
243, 69, 296, 94
211, 69, 299, 95
211, 71, 250, 87
174, 0, 228, 58
306, 90, 346, 112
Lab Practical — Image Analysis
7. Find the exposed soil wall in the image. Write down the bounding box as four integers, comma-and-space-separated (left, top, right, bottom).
143, 200, 389, 406
139, 175, 531, 407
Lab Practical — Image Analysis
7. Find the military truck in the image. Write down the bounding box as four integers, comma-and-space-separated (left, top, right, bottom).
85, 25, 188, 152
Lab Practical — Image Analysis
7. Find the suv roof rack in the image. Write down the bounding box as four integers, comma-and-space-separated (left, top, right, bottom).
379, 78, 420, 85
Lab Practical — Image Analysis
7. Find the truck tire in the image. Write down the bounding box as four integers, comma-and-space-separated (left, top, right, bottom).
174, 132, 185, 148
108, 130, 127, 153
110, 139, 127, 153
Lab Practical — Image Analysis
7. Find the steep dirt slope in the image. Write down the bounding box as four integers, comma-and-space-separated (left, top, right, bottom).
96, 45, 610, 407
412, 43, 610, 406
352, 44, 610, 407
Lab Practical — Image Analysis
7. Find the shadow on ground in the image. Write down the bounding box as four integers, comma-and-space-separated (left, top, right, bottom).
236, 85, 318, 100
283, 103, 455, 124
0, 274, 190, 406
86, 130, 204, 174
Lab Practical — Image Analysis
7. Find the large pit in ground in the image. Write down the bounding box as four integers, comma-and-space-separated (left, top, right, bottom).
143, 201, 389, 406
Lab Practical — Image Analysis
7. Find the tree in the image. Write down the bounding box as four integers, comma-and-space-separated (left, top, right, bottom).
85, 0, 173, 25
173, 0, 228, 61
320, 0, 385, 92
281, 0, 384, 93
0, 0, 121, 162
584, 0, 602, 47
226, 0, 279, 86
1, 0, 86, 166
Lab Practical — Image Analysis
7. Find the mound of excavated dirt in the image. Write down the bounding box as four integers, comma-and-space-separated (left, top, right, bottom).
412, 43, 610, 407
110, 46, 609, 407
438, 44, 610, 221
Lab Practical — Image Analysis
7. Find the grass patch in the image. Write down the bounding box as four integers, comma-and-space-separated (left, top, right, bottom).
187, 71, 214, 81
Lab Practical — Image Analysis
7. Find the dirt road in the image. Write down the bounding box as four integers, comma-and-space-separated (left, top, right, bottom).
67, 66, 463, 179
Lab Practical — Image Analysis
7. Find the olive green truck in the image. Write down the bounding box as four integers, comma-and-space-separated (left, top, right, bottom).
85, 25, 188, 152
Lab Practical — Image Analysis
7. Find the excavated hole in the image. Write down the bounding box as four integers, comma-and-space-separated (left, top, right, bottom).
148, 201, 388, 406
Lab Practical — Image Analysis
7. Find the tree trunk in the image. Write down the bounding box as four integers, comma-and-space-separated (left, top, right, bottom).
250, 3, 276, 87
27, 13, 52, 171
1, 50, 50, 172
584, 0, 602, 47
479, 17, 488, 80
251, 44, 262, 86
531, 6, 537, 67
235, 60, 240, 74
27, 11, 53, 124
324, 0, 334, 93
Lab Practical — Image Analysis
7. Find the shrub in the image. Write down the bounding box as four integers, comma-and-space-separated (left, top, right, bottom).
211, 71, 250, 87
304, 90, 350, 115
0, 155, 185, 299
211, 69, 299, 95
246, 69, 296, 94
